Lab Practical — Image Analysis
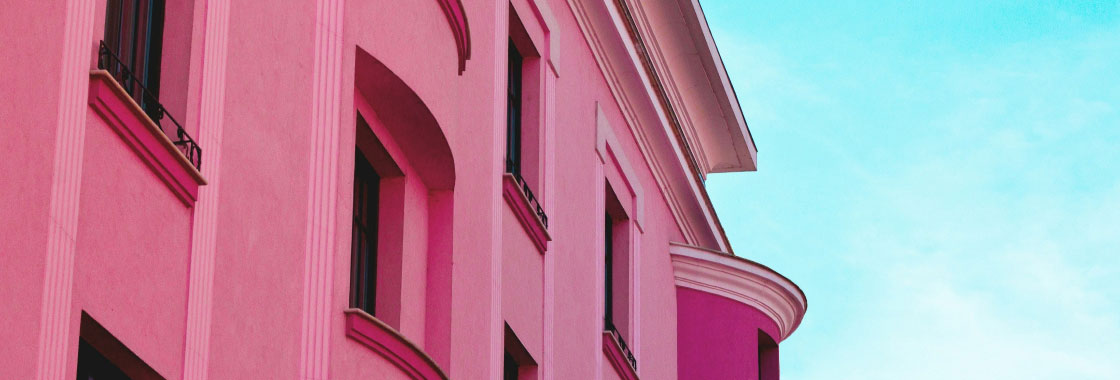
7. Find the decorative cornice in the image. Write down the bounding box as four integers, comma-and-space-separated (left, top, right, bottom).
434, 0, 471, 74
565, 0, 697, 247
565, 0, 732, 252
669, 243, 806, 341
614, 0, 740, 252
627, 0, 757, 174
345, 310, 449, 380
595, 103, 645, 232
609, 0, 703, 179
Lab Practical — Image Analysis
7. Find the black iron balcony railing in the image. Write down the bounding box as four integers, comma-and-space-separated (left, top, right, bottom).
506, 158, 548, 229
606, 320, 637, 371
98, 41, 201, 170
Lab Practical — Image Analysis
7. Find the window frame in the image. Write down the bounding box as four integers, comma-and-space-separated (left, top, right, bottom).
595, 102, 645, 376
603, 183, 636, 371
604, 211, 614, 329
350, 149, 381, 315
98, 0, 203, 170
505, 39, 524, 177
503, 4, 551, 231
102, 0, 166, 121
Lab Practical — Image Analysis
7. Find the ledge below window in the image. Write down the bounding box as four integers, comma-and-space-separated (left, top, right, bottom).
344, 309, 448, 380
602, 331, 639, 380
502, 174, 551, 253
88, 70, 206, 206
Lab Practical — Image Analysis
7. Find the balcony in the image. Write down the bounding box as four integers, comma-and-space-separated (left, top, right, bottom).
603, 320, 638, 380
97, 41, 201, 170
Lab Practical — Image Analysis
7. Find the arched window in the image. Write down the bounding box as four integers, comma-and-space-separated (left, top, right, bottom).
344, 48, 456, 371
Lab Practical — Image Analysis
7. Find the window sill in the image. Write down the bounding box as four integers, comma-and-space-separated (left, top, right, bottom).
602, 331, 639, 380
502, 174, 551, 253
344, 309, 448, 380
87, 70, 206, 206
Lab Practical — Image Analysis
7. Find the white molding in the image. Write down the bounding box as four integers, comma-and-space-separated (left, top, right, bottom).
623, 0, 712, 175
670, 243, 806, 341
595, 102, 645, 232
565, 0, 701, 246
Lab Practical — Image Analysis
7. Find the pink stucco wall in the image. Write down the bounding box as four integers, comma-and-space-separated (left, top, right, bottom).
0, 3, 68, 379
72, 110, 193, 379
0, 0, 803, 379
676, 288, 782, 380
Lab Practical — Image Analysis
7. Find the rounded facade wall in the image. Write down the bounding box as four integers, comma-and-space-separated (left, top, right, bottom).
676, 287, 780, 380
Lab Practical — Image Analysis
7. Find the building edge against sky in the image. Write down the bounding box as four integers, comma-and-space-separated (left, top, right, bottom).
0, 0, 805, 379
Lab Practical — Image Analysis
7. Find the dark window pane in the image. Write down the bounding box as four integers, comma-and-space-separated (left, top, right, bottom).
102, 0, 165, 121
350, 149, 380, 315
76, 339, 131, 380
604, 213, 613, 329
503, 351, 519, 380
505, 40, 523, 175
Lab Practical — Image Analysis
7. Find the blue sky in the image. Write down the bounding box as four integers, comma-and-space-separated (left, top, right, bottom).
701, 1, 1120, 378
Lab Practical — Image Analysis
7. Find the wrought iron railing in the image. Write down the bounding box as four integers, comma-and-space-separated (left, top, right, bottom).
98, 41, 202, 170
606, 320, 637, 371
506, 159, 548, 229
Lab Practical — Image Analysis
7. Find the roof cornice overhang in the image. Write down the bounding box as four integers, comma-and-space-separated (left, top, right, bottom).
565, 0, 735, 252
670, 243, 807, 342
625, 0, 757, 174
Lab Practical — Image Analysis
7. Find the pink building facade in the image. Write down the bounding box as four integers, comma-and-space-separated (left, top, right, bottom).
0, 0, 806, 379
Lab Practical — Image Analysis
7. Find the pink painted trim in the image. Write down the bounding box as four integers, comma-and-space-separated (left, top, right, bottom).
434, 0, 471, 74
344, 309, 449, 380
299, 0, 345, 377
501, 174, 551, 253
87, 71, 206, 206
595, 103, 645, 232
182, 0, 233, 376
36, 2, 97, 377
602, 332, 639, 380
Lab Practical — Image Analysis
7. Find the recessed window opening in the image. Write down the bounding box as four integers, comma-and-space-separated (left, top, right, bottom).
604, 210, 614, 329
102, 0, 165, 120
505, 9, 548, 229
503, 324, 538, 380
350, 148, 381, 315
503, 350, 519, 380
505, 39, 523, 178
350, 51, 457, 365
99, 0, 201, 169
77, 339, 131, 379
77, 312, 162, 379
604, 184, 635, 370
349, 112, 407, 326
759, 330, 779, 380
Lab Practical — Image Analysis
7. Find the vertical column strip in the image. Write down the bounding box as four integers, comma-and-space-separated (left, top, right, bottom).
298, 0, 345, 378
35, 0, 97, 378
490, 3, 510, 378
629, 226, 641, 363
181, 0, 232, 378
593, 162, 606, 380
541, 58, 559, 380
